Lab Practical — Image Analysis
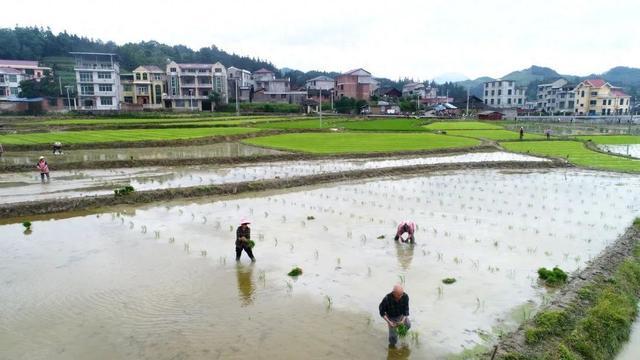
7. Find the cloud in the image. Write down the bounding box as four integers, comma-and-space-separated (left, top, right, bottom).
4, 0, 639, 79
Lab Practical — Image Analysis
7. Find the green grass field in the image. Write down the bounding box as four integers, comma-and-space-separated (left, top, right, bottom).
502, 141, 640, 172
28, 116, 297, 126
0, 127, 260, 145
334, 119, 429, 131
424, 121, 504, 130
254, 119, 341, 129
447, 129, 546, 141
574, 135, 640, 144
244, 132, 480, 154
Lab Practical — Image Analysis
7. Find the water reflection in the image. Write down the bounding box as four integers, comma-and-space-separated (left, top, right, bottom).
395, 242, 415, 271
236, 263, 256, 306
387, 344, 411, 360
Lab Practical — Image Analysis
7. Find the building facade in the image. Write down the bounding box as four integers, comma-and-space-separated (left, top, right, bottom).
305, 76, 334, 90
0, 68, 23, 98
165, 61, 228, 111
536, 78, 575, 114
334, 68, 376, 100
482, 80, 526, 108
227, 66, 253, 101
71, 52, 121, 110
574, 79, 631, 115
402, 82, 436, 99
132, 65, 165, 108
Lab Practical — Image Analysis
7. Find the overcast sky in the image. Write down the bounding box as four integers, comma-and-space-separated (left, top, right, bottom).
4, 0, 639, 80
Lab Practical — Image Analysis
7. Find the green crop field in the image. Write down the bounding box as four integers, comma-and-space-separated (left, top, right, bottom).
334, 119, 429, 131
447, 129, 546, 141
0, 127, 260, 145
244, 132, 480, 154
28, 115, 295, 126
254, 118, 343, 129
574, 135, 640, 144
423, 121, 504, 130
502, 141, 640, 172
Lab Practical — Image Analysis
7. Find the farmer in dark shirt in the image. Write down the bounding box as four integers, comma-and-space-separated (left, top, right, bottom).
379, 284, 411, 346
235, 219, 255, 262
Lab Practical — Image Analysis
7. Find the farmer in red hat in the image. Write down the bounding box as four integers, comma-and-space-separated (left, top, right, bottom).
236, 219, 255, 262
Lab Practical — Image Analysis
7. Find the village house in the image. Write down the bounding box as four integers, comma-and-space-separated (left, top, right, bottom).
573, 79, 630, 116
71, 52, 121, 110
334, 68, 377, 101
0, 59, 51, 81
0, 68, 24, 98
305, 76, 334, 90
227, 66, 253, 101
164, 61, 228, 111
402, 82, 436, 99
536, 78, 576, 114
251, 68, 306, 104
482, 79, 526, 108
130, 65, 165, 108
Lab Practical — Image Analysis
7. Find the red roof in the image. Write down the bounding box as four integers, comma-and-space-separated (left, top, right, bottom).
584, 79, 606, 88
611, 88, 629, 97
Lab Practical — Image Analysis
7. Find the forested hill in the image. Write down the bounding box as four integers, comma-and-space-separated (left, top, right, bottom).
0, 26, 277, 73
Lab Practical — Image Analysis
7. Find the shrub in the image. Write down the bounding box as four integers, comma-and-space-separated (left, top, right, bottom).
538, 266, 568, 286
525, 310, 570, 344
114, 185, 135, 196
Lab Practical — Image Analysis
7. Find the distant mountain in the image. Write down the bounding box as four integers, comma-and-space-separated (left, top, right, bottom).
455, 65, 640, 100
433, 72, 469, 84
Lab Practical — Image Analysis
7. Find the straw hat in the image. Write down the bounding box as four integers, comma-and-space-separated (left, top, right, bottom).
39, 156, 45, 160
240, 218, 251, 225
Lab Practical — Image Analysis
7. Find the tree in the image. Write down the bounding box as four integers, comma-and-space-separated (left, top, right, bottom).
19, 76, 60, 98
208, 91, 221, 109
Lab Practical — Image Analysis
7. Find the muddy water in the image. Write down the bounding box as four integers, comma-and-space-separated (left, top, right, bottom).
505, 123, 637, 136
618, 310, 640, 360
0, 152, 545, 204
1, 168, 638, 359
599, 144, 640, 159
0, 142, 284, 165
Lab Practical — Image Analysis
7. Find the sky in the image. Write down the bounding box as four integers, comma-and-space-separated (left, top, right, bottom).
3, 0, 639, 80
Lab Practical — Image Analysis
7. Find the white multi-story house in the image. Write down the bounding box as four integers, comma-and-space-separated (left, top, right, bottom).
483, 79, 526, 108
536, 78, 575, 114
305, 76, 334, 90
165, 61, 228, 111
71, 52, 121, 110
0, 68, 23, 98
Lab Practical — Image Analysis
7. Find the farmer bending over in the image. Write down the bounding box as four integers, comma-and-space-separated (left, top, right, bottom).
235, 219, 255, 262
379, 284, 411, 347
394, 221, 415, 243
36, 156, 50, 183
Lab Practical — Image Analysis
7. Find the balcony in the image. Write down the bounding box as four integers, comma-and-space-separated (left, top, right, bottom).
75, 63, 115, 70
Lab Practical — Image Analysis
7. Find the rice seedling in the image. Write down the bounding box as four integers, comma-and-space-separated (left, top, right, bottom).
183, 243, 190, 253
396, 323, 409, 338
154, 230, 160, 239
306, 216, 315, 220
141, 225, 147, 234
168, 237, 175, 243
537, 266, 567, 286
314, 249, 319, 260
325, 295, 332, 311
285, 281, 293, 293
398, 275, 406, 285
442, 278, 456, 285
258, 270, 266, 286
201, 250, 207, 257
287, 267, 303, 277
22, 221, 32, 230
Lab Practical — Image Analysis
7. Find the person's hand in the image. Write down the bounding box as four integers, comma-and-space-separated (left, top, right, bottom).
387, 320, 396, 328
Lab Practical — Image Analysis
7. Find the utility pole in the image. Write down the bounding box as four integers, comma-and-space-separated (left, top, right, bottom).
319, 89, 323, 128
64, 85, 72, 111
235, 79, 240, 117
466, 86, 470, 118
58, 76, 63, 96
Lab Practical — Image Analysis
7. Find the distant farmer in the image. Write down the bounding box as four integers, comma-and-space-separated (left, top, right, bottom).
519, 126, 524, 140
394, 221, 415, 243
235, 219, 255, 262
52, 142, 62, 155
379, 284, 411, 347
545, 128, 552, 140
36, 156, 50, 183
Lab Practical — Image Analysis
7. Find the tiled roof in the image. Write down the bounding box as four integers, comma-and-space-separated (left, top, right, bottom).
308, 75, 334, 82
254, 68, 274, 73
584, 79, 606, 88
178, 63, 213, 69
0, 67, 22, 74
140, 65, 164, 73
611, 88, 630, 97
0, 59, 39, 67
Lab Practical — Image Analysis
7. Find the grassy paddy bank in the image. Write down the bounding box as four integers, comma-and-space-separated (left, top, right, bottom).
243, 132, 481, 154
502, 141, 640, 173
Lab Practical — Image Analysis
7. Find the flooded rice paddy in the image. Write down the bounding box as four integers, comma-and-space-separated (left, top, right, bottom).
599, 144, 640, 159
0, 152, 545, 204
1, 168, 639, 359
618, 310, 640, 360
0, 142, 284, 165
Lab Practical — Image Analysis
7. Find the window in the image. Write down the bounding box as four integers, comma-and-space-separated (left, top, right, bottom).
175, 100, 185, 107
589, 100, 597, 105
100, 97, 113, 106
498, 90, 502, 96
79, 72, 92, 82
10, 87, 19, 96
281, 94, 287, 99
214, 68, 222, 73
0, 74, 4, 82
559, 102, 565, 109
602, 100, 607, 105
490, 99, 494, 105
198, 69, 208, 73
155, 85, 162, 104
507, 98, 511, 104
170, 67, 177, 72
135, 73, 141, 80
581, 91, 585, 97
124, 96, 133, 104
270, 94, 276, 99
491, 90, 495, 96
142, 73, 148, 80
484, 99, 488, 104
137, 86, 148, 94
154, 74, 162, 80
97, 72, 111, 79
590, 91, 597, 96
518, 98, 522, 104
98, 84, 112, 92
497, 99, 501, 105
620, 99, 625, 105
485, 91, 488, 96
507, 89, 512, 95
8, 75, 17, 82
80, 85, 94, 95
123, 84, 132, 92
608, 99, 612, 105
